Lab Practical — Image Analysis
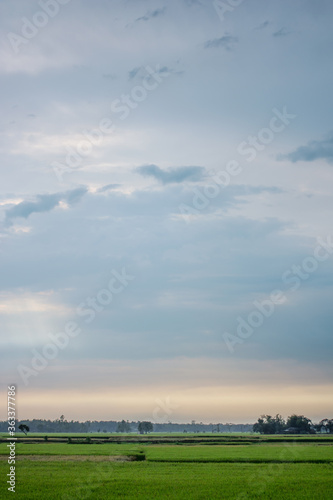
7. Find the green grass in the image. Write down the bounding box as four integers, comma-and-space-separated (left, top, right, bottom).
0, 461, 332, 499
145, 444, 333, 463
1, 440, 332, 462
0, 442, 141, 456
0, 435, 332, 498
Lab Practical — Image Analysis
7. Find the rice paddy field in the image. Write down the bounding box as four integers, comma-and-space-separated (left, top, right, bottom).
0, 433, 332, 499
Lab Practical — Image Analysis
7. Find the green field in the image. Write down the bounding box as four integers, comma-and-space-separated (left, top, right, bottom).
0, 434, 332, 499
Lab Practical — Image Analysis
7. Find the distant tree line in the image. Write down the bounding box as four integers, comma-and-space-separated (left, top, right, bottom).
4, 415, 330, 435
0, 417, 252, 434
153, 422, 253, 433
0, 418, 118, 434
116, 420, 153, 434
253, 414, 333, 434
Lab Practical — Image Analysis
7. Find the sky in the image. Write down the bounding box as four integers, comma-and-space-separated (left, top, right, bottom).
0, 0, 332, 424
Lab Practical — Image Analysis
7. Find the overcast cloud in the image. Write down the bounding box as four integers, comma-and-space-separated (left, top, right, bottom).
0, 0, 332, 423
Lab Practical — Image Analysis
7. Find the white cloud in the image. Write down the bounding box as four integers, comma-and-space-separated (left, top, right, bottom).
0, 290, 69, 315
0, 0, 332, 421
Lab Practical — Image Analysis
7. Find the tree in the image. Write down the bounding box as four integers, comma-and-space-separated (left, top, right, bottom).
116, 420, 131, 433
18, 424, 30, 435
226, 422, 233, 433
325, 419, 333, 433
316, 418, 333, 434
253, 414, 286, 434
286, 414, 313, 434
138, 421, 153, 434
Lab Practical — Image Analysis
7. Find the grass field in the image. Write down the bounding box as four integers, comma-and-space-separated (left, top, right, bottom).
1, 442, 333, 462
0, 434, 332, 499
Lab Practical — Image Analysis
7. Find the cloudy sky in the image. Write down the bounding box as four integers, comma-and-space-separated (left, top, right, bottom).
0, 0, 332, 424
